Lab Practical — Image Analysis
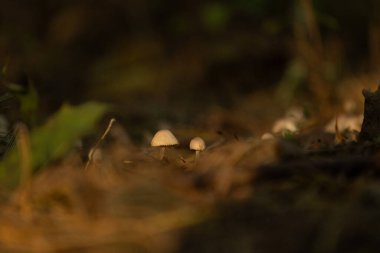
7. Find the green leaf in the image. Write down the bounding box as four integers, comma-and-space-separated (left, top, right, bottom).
0, 102, 108, 188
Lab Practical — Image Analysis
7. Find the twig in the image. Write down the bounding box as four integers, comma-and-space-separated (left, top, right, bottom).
15, 123, 32, 184
85, 118, 116, 170
334, 116, 343, 145
2, 56, 10, 76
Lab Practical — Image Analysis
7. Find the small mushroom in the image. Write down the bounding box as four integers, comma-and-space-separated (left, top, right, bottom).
189, 137, 206, 163
261, 133, 274, 140
151, 129, 179, 160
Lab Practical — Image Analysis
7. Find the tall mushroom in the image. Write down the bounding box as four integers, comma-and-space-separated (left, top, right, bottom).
189, 137, 206, 163
151, 130, 179, 160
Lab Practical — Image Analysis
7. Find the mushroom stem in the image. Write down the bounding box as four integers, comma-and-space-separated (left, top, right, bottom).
159, 147, 166, 160
194, 150, 200, 163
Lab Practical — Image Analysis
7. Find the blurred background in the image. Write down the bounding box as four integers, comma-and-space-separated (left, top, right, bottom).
1, 2, 380, 252
0, 0, 379, 139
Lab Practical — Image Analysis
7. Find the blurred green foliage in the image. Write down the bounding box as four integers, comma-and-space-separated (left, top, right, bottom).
0, 102, 108, 188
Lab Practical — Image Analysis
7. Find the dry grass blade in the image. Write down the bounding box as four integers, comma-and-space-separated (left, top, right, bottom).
85, 118, 116, 170
334, 117, 344, 144
15, 123, 32, 184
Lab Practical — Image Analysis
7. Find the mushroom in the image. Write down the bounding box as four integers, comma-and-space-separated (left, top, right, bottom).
189, 137, 206, 162
151, 129, 179, 160
261, 133, 274, 140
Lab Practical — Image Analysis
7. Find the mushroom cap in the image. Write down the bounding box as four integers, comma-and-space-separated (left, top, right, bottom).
189, 137, 206, 151
151, 129, 179, 147
261, 133, 274, 140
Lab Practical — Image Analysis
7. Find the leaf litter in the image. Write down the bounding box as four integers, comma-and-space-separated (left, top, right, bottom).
1, 88, 380, 253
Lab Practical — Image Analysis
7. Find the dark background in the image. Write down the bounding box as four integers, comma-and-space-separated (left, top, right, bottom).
0, 0, 379, 131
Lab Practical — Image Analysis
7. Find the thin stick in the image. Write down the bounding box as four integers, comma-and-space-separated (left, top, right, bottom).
2, 56, 10, 76
85, 118, 116, 170
335, 116, 343, 144
15, 123, 32, 184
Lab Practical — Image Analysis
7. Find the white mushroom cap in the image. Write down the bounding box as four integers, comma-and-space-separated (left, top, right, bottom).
324, 114, 363, 133
189, 137, 206, 151
272, 118, 298, 133
261, 133, 274, 140
151, 129, 179, 147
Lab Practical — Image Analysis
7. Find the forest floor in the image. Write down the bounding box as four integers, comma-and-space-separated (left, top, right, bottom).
0, 83, 379, 253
